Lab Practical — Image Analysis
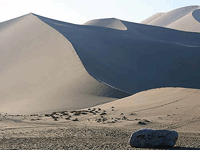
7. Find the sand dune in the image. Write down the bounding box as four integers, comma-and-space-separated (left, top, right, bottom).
1, 8, 200, 114
141, 13, 165, 24
168, 8, 200, 32
83, 18, 127, 30
141, 5, 200, 32
0, 14, 129, 114
36, 14, 200, 95
95, 87, 200, 132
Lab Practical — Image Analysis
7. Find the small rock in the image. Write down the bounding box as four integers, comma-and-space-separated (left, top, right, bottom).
129, 129, 178, 148
72, 118, 78, 121
65, 116, 71, 120
44, 114, 51, 117
122, 116, 127, 120
129, 113, 136, 115
138, 121, 146, 125
100, 112, 107, 115
98, 108, 101, 111
111, 106, 114, 108
61, 111, 69, 115
81, 112, 87, 115
74, 111, 81, 116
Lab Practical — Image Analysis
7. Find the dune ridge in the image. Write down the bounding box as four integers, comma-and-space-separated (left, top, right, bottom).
1, 7, 200, 114
0, 13, 129, 114
141, 5, 200, 32
83, 18, 127, 30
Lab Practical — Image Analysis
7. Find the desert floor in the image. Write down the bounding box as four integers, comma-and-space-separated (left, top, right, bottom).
1, 89, 200, 150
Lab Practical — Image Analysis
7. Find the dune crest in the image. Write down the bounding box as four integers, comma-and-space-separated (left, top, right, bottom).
0, 14, 129, 114
141, 5, 200, 32
83, 18, 127, 30
141, 13, 165, 24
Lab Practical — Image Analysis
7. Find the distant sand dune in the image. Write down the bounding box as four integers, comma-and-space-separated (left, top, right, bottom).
141, 5, 200, 32
141, 13, 165, 24
83, 18, 127, 30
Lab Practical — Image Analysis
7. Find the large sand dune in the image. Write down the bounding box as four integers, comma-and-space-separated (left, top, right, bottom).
141, 5, 200, 32
1, 8, 200, 114
0, 14, 129, 114
36, 14, 200, 94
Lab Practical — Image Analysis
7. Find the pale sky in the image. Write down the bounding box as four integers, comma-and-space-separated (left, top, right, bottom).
0, 0, 200, 24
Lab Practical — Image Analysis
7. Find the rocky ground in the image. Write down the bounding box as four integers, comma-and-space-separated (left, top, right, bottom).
0, 125, 200, 150
0, 105, 200, 149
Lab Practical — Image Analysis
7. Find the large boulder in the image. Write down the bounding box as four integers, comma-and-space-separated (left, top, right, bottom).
129, 129, 178, 148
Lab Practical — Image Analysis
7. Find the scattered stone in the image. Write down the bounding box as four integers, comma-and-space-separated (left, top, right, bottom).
96, 118, 101, 122
129, 113, 136, 115
122, 116, 127, 120
111, 106, 114, 108
112, 109, 114, 111
138, 121, 146, 125
107, 120, 116, 123
72, 118, 78, 121
129, 129, 178, 148
81, 112, 87, 115
100, 112, 107, 115
70, 110, 76, 113
120, 113, 124, 115
61, 111, 69, 115
65, 116, 71, 120
88, 108, 91, 111
98, 108, 101, 111
44, 114, 51, 117
54, 118, 58, 121
74, 111, 81, 116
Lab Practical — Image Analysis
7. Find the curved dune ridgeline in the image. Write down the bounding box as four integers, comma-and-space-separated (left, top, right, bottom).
141, 5, 200, 32
0, 14, 130, 114
1, 5, 200, 114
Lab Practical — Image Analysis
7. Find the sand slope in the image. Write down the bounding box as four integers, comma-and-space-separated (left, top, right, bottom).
97, 87, 200, 133
83, 18, 127, 30
0, 14, 129, 114
168, 8, 200, 32
1, 10, 200, 114
141, 13, 165, 24
141, 5, 200, 32
36, 14, 200, 95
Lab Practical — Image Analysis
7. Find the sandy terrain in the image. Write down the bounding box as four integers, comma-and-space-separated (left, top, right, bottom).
0, 88, 200, 149
83, 18, 127, 30
1, 88, 200, 149
1, 5, 200, 149
141, 5, 200, 32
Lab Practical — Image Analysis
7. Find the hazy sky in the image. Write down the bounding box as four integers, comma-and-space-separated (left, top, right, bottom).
0, 0, 200, 24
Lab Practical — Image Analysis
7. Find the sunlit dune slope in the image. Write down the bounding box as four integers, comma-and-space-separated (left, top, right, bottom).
0, 14, 129, 114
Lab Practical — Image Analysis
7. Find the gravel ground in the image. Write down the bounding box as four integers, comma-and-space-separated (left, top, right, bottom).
0, 126, 200, 150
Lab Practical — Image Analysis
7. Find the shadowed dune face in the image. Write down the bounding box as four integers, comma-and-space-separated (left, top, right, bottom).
35, 14, 200, 95
83, 18, 127, 30
192, 9, 200, 23
0, 14, 130, 114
